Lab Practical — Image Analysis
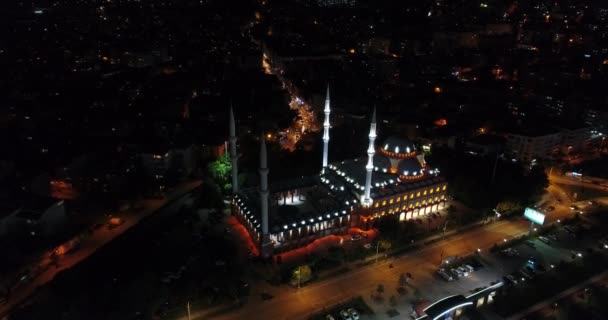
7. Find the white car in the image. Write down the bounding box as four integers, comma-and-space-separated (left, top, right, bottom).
456, 266, 469, 277
339, 310, 353, 320
347, 308, 360, 320
462, 264, 474, 273
451, 268, 464, 278
539, 236, 551, 244
325, 315, 336, 320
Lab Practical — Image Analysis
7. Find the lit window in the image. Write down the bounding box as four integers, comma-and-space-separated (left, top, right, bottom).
434, 196, 439, 201
381, 211, 385, 215
416, 192, 421, 197
436, 187, 440, 192
423, 190, 427, 195
430, 189, 434, 194
442, 185, 447, 190
374, 203, 379, 208
396, 197, 401, 202
410, 193, 414, 199
409, 203, 413, 208
389, 199, 394, 204
389, 209, 393, 214
415, 201, 420, 207
382, 201, 386, 206
402, 205, 407, 210
441, 195, 445, 200
422, 200, 426, 205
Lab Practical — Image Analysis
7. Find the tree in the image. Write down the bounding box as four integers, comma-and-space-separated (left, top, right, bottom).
378, 239, 392, 251
495, 200, 521, 216
207, 156, 232, 191
291, 265, 312, 285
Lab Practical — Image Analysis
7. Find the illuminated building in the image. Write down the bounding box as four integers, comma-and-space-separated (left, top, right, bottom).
231, 88, 447, 257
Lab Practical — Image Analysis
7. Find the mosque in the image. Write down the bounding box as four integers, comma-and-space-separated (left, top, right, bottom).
230, 87, 447, 257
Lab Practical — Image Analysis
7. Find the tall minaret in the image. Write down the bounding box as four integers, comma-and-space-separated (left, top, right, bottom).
259, 134, 270, 252
229, 105, 239, 194
363, 107, 377, 206
322, 84, 331, 172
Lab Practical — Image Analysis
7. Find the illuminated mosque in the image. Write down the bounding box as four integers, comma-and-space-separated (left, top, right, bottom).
230, 87, 447, 257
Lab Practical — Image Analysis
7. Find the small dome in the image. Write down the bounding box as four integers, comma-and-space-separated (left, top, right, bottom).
381, 136, 416, 155
397, 158, 424, 176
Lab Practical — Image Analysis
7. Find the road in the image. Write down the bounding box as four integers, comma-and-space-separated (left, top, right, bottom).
549, 174, 608, 192
181, 200, 587, 320
0, 180, 202, 319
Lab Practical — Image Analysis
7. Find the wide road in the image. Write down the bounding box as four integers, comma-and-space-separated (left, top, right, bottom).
549, 174, 608, 192
184, 202, 584, 320
0, 180, 202, 319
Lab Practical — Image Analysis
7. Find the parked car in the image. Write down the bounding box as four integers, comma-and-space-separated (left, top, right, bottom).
350, 235, 362, 241
539, 236, 551, 245
462, 264, 475, 273
347, 308, 360, 320
363, 243, 372, 249
502, 248, 520, 256
339, 310, 353, 320
548, 234, 558, 241
325, 315, 336, 320
451, 268, 464, 278
456, 266, 469, 277
359, 232, 368, 238
525, 241, 536, 248
505, 274, 518, 285
437, 268, 453, 281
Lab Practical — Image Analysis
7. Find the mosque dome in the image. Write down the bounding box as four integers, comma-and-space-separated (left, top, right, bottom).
379, 136, 417, 158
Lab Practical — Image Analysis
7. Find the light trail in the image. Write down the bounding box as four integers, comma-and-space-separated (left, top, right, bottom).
262, 53, 319, 151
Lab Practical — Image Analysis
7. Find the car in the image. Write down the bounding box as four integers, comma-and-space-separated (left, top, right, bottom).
520, 267, 535, 280
363, 243, 372, 249
525, 241, 536, 248
548, 234, 558, 241
456, 266, 469, 277
502, 248, 519, 256
359, 232, 368, 238
462, 264, 475, 273
437, 268, 453, 281
339, 310, 353, 320
539, 236, 551, 244
451, 268, 464, 278
347, 308, 360, 320
350, 235, 362, 241
505, 274, 518, 285
325, 315, 336, 320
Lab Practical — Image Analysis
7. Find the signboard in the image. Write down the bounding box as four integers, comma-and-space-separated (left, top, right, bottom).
524, 207, 546, 225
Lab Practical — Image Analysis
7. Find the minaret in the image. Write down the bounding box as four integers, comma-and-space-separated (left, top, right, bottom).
363, 107, 377, 206
322, 85, 331, 172
259, 134, 271, 255
229, 105, 239, 194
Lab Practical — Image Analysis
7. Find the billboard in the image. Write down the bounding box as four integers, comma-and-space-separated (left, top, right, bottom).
524, 207, 546, 225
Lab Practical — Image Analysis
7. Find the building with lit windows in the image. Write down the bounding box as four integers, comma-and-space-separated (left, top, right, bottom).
230, 87, 447, 257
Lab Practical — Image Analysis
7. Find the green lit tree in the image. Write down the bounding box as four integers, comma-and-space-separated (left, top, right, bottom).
291, 265, 312, 286
207, 156, 232, 191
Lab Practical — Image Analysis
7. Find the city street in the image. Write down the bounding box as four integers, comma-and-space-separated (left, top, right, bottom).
0, 180, 202, 319
180, 199, 597, 320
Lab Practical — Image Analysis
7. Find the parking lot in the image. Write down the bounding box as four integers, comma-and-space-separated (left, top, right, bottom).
423, 216, 608, 312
